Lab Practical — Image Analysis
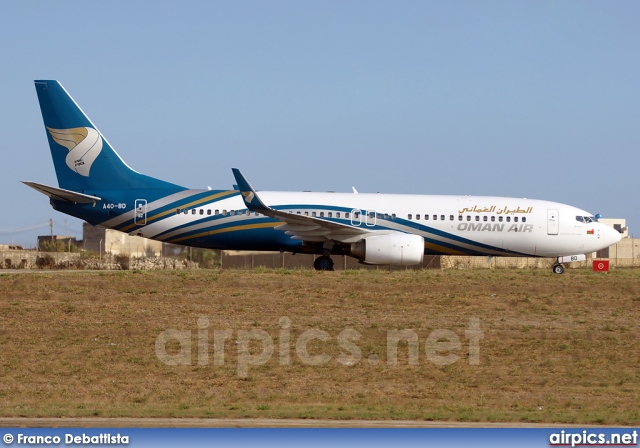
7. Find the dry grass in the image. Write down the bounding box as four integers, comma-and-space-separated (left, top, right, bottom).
0, 268, 639, 424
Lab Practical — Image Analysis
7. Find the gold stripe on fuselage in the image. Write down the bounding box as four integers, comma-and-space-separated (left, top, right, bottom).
168, 221, 280, 244
120, 190, 238, 233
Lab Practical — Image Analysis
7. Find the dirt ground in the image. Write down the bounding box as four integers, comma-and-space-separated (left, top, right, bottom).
0, 268, 638, 425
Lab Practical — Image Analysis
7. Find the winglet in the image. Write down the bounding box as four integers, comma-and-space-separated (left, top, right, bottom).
231, 168, 271, 214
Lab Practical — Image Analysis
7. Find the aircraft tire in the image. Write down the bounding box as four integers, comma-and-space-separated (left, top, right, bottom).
314, 255, 334, 271
552, 264, 565, 275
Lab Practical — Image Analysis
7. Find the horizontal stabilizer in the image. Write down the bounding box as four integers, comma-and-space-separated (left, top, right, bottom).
22, 181, 101, 204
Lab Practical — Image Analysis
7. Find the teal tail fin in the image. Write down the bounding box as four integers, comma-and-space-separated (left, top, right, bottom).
34, 80, 183, 192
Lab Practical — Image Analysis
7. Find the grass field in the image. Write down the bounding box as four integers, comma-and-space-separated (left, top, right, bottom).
0, 268, 638, 424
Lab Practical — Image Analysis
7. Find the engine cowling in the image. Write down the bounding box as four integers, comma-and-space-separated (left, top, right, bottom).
350, 233, 424, 266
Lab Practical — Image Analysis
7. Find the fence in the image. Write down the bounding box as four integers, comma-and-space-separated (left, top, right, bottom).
2, 249, 638, 271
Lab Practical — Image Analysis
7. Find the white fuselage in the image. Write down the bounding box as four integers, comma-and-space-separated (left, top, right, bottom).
122, 190, 621, 258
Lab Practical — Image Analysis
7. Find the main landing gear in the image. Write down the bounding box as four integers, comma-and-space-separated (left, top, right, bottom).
552, 263, 565, 275
314, 255, 334, 271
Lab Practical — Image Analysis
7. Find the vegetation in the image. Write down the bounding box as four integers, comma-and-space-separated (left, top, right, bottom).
0, 269, 638, 424
39, 239, 79, 253
180, 247, 220, 269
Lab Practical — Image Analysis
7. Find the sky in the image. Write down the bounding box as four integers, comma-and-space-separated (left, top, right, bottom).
1, 1, 639, 247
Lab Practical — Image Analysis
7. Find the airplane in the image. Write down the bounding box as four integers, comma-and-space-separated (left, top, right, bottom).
24, 80, 621, 273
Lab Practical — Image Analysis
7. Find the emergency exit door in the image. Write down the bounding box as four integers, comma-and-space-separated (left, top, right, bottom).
134, 199, 147, 225
547, 209, 559, 235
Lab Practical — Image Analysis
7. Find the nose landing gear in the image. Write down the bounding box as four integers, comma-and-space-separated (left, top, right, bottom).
552, 254, 586, 274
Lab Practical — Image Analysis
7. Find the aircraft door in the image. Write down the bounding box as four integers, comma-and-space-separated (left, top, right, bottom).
547, 209, 559, 235
134, 199, 147, 225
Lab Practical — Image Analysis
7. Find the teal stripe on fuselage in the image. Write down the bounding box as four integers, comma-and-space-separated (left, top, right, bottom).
268, 204, 522, 254
109, 190, 240, 232
154, 215, 274, 241
88, 197, 527, 256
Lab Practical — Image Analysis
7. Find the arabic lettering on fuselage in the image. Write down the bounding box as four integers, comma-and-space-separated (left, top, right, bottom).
457, 206, 533, 215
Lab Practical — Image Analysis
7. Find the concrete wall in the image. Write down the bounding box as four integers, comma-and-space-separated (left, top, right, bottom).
83, 223, 163, 257
0, 249, 80, 269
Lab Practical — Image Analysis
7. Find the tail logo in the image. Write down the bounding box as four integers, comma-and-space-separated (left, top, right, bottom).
47, 127, 103, 177
242, 191, 255, 203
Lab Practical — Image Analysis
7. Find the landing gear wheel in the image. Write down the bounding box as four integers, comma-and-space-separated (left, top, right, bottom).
314, 255, 334, 271
552, 264, 565, 275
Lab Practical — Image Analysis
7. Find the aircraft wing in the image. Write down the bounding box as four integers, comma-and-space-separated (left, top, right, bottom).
22, 181, 101, 204
232, 169, 376, 243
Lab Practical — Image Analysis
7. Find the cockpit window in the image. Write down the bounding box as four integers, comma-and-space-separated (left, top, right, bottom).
576, 216, 585, 223
577, 215, 597, 223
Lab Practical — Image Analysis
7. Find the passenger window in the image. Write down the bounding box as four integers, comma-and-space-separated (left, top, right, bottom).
305, 212, 309, 216
222, 210, 227, 216
458, 215, 463, 221
354, 212, 360, 218
176, 209, 181, 215
466, 215, 471, 221
514, 217, 519, 223
345, 212, 349, 219
328, 212, 332, 218
391, 214, 396, 220
192, 209, 196, 215
483, 216, 487, 222
450, 215, 454, 221
384, 213, 389, 219
408, 214, 412, 220
498, 216, 503, 222
200, 209, 204, 215
312, 212, 316, 217
215, 209, 219, 215
183, 209, 188, 214
246, 210, 250, 216
522, 217, 526, 223
433, 215, 437, 221
491, 216, 495, 222
320, 212, 324, 217
337, 212, 341, 218
416, 214, 420, 220
441, 215, 445, 221
475, 216, 480, 221
296, 211, 301, 215
506, 217, 511, 222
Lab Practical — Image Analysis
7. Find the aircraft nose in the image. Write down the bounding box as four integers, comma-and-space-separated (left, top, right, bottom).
600, 224, 622, 247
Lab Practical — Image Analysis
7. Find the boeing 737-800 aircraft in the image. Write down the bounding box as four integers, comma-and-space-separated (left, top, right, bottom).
24, 80, 621, 273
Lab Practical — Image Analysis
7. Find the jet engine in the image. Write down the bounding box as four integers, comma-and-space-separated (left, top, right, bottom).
350, 233, 424, 265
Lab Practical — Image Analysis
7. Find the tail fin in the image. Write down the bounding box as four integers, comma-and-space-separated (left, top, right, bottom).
34, 80, 183, 192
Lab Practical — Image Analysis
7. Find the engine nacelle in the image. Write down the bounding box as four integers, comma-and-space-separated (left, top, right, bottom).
350, 233, 424, 266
